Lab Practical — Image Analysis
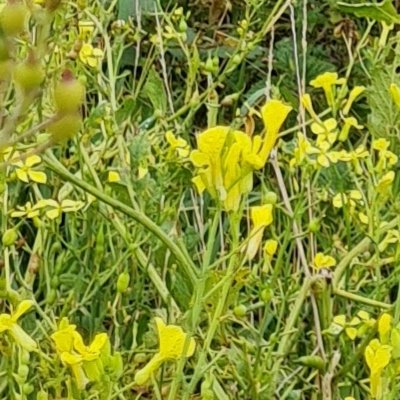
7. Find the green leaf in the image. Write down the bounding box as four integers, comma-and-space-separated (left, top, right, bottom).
143, 68, 167, 114
337, 0, 400, 24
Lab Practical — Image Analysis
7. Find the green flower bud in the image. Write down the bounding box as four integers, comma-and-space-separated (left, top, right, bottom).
2, 228, 18, 246
296, 355, 325, 370
264, 191, 278, 205
233, 304, 247, 317
117, 271, 130, 293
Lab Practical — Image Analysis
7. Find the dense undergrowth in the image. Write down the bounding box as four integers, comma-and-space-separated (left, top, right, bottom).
1, 0, 400, 399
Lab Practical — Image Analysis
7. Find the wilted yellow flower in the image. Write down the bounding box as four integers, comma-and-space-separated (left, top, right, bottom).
12, 155, 47, 184
134, 318, 196, 385
313, 252, 336, 270
0, 300, 37, 351
246, 205, 274, 260
79, 43, 104, 68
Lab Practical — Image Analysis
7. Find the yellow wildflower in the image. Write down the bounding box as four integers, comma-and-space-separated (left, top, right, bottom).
12, 155, 47, 184
332, 190, 362, 209
378, 313, 393, 344
0, 300, 37, 351
35, 199, 84, 220
338, 117, 363, 142
376, 171, 395, 194
79, 43, 104, 69
291, 132, 318, 167
263, 239, 278, 258
310, 72, 345, 107
372, 139, 398, 172
313, 252, 336, 270
342, 86, 366, 115
311, 118, 338, 145
246, 204, 274, 260
365, 339, 392, 398
134, 318, 196, 385
11, 201, 43, 219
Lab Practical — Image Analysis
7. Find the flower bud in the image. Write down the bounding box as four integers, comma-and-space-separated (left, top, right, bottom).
117, 271, 130, 293
2, 228, 18, 246
233, 304, 247, 317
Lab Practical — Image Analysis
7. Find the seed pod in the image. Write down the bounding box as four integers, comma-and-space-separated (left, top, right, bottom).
297, 355, 326, 370
54, 70, 85, 114
117, 271, 130, 293
0, 1, 29, 37
2, 228, 18, 246
13, 55, 45, 93
47, 113, 82, 143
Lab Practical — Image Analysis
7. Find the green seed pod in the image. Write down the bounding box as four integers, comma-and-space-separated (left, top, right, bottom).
45, 289, 57, 305
117, 271, 130, 293
2, 228, 18, 246
0, 2, 29, 37
47, 113, 82, 143
296, 355, 326, 370
54, 70, 85, 114
13, 57, 45, 93
233, 304, 247, 317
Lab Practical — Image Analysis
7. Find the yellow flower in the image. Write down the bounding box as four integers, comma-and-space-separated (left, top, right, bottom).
310, 72, 345, 107
12, 155, 47, 184
259, 100, 292, 163
372, 139, 390, 152
372, 139, 398, 172
165, 131, 190, 158
0, 300, 37, 351
190, 100, 291, 211
10, 201, 43, 219
107, 171, 121, 183
51, 318, 77, 353
342, 86, 366, 115
301, 93, 319, 121
390, 83, 400, 109
365, 339, 392, 398
338, 117, 363, 142
263, 239, 278, 258
246, 204, 274, 260
35, 199, 84, 219
332, 190, 362, 209
310, 118, 338, 145
314, 141, 339, 168
291, 132, 319, 166
313, 252, 336, 270
79, 43, 104, 69
134, 318, 196, 385
73, 332, 108, 361
378, 313, 393, 344
376, 171, 395, 194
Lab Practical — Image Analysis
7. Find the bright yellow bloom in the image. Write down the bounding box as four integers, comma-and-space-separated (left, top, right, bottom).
365, 339, 392, 398
246, 205, 274, 260
0, 300, 37, 351
263, 239, 278, 258
79, 43, 104, 69
310, 72, 345, 107
134, 318, 196, 385
342, 86, 366, 115
190, 100, 291, 211
378, 313, 392, 344
313, 252, 336, 270
12, 155, 47, 184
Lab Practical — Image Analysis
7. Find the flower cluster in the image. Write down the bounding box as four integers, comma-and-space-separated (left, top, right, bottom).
329, 310, 375, 340
190, 99, 291, 212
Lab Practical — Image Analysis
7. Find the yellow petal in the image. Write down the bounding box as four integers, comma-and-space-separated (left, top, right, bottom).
378, 313, 393, 343
250, 204, 273, 228
25, 155, 41, 167
333, 315, 346, 327
15, 169, 29, 183
12, 300, 34, 321
46, 208, 60, 220
107, 171, 121, 183
390, 83, 400, 109
263, 239, 278, 257
28, 170, 47, 184
190, 150, 209, 167
345, 327, 358, 340
197, 126, 229, 157
88, 333, 108, 353
192, 175, 206, 194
